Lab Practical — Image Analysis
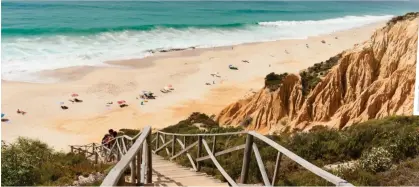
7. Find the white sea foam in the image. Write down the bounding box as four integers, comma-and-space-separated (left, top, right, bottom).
1, 15, 394, 82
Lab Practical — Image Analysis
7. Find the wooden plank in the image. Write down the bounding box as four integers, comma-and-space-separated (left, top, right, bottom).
146, 132, 152, 184
122, 138, 128, 154
140, 142, 147, 184
171, 135, 177, 157
272, 152, 282, 186
240, 134, 253, 184
252, 143, 271, 186
212, 136, 216, 153
136, 147, 142, 185
159, 135, 171, 156
154, 139, 173, 154
197, 136, 202, 171
174, 139, 197, 171
201, 139, 238, 187
101, 126, 151, 186
196, 144, 245, 162
248, 131, 353, 186
170, 140, 198, 160
157, 131, 247, 137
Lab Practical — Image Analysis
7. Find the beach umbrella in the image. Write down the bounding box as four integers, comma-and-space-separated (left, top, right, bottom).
1, 113, 4, 118
117, 100, 126, 105
71, 93, 79, 97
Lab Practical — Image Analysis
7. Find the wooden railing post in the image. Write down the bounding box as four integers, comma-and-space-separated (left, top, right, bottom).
240, 134, 253, 184
197, 136, 202, 171
140, 144, 146, 184
155, 132, 159, 150
171, 135, 177, 157
70, 146, 74, 153
212, 136, 216, 153
272, 152, 283, 186
136, 144, 142, 185
131, 156, 136, 185
146, 131, 152, 184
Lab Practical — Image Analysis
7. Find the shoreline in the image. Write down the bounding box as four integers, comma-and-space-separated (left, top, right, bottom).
1, 21, 386, 150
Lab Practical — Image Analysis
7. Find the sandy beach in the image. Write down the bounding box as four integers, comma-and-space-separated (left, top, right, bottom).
1, 22, 385, 151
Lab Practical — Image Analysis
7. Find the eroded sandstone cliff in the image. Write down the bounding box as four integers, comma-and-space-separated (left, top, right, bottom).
217, 13, 419, 133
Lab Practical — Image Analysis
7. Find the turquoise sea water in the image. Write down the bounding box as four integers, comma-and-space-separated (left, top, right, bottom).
2, 1, 419, 82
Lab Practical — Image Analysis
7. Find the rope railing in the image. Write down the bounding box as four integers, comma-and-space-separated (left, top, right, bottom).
70, 127, 354, 186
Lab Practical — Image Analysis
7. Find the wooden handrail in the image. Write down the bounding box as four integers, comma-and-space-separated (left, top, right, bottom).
248, 131, 353, 186
156, 130, 247, 137
72, 126, 353, 187
101, 126, 151, 186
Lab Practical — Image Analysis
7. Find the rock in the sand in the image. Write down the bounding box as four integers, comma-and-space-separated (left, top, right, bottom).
335, 36, 338, 39
321, 40, 326, 44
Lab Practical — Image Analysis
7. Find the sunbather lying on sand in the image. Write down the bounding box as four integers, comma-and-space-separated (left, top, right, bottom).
61, 106, 68, 110
17, 109, 26, 115
120, 104, 128, 108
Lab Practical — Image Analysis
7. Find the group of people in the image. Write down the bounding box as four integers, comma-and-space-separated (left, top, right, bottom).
101, 129, 118, 148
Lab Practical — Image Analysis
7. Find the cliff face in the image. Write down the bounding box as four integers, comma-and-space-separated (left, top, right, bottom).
217, 14, 419, 133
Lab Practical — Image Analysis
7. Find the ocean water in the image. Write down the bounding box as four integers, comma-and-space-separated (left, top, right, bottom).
2, 1, 419, 82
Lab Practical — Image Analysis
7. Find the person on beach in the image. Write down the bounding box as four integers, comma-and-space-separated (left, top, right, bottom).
102, 129, 114, 148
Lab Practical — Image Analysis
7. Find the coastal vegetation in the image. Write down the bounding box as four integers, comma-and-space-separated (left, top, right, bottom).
264, 72, 288, 92
299, 53, 342, 96
263, 53, 342, 95
156, 113, 419, 186
387, 12, 419, 26
1, 138, 111, 186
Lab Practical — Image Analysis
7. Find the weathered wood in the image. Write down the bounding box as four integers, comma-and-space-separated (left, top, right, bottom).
171, 135, 177, 157
122, 138, 128, 154
101, 126, 151, 186
252, 143, 271, 186
272, 152, 282, 186
130, 156, 136, 184
196, 144, 245, 162
248, 131, 353, 186
174, 139, 197, 171
70, 146, 74, 153
140, 143, 146, 184
153, 139, 173, 154
155, 132, 160, 150
146, 131, 152, 184
240, 134, 253, 184
212, 136, 216, 153
201, 139, 238, 187
136, 145, 142, 185
183, 136, 186, 146
170, 140, 198, 160
197, 136, 202, 171
159, 135, 171, 156
157, 131, 246, 137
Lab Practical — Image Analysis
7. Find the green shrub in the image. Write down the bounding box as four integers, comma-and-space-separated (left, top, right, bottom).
300, 53, 342, 96
359, 147, 393, 173
150, 114, 419, 186
1, 138, 111, 186
264, 72, 288, 92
